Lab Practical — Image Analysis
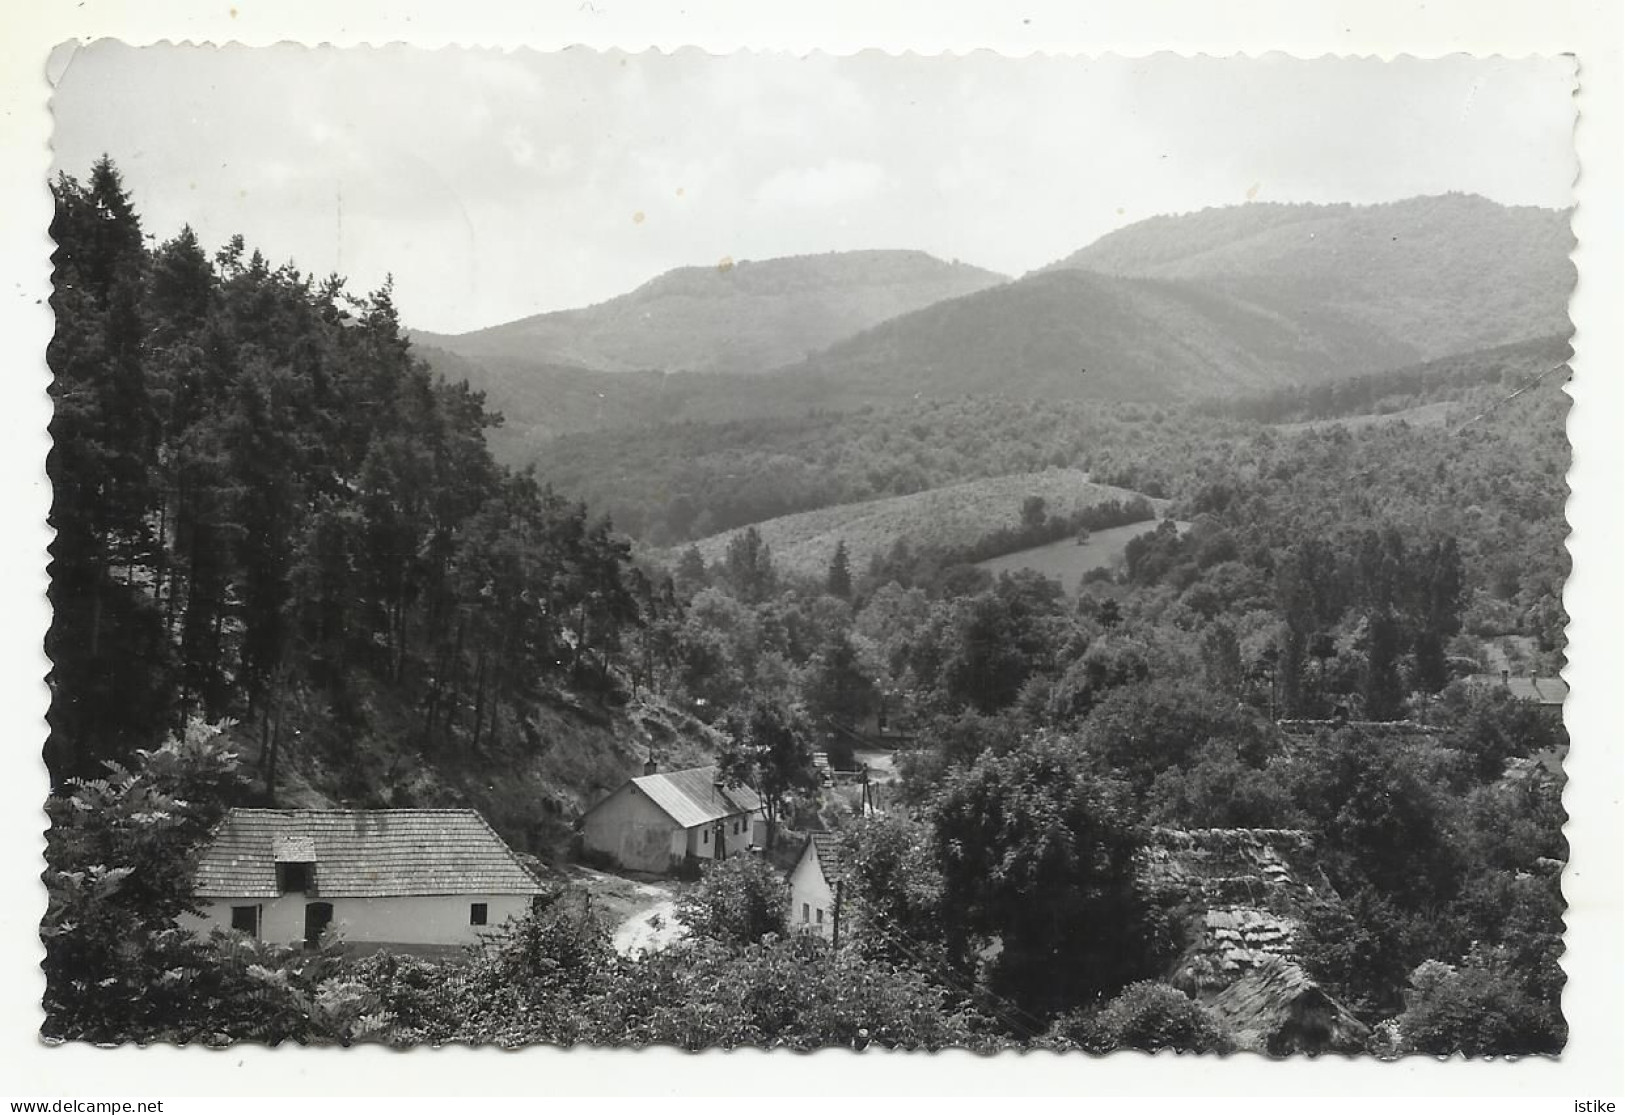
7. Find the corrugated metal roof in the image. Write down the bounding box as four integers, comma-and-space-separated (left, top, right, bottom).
194, 808, 543, 899
628, 766, 761, 829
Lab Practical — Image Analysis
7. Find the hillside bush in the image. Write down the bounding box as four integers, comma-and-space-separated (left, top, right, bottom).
1049, 981, 1233, 1053
677, 854, 789, 946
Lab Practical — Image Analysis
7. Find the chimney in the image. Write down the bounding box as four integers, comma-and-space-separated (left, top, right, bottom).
643, 753, 657, 777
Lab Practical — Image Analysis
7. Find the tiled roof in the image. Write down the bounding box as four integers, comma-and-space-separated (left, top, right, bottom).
1138, 828, 1335, 996
1138, 828, 1331, 914
627, 766, 762, 829
272, 834, 316, 862
194, 808, 543, 899
1208, 957, 1370, 1055
1175, 906, 1305, 994
808, 832, 845, 883
1467, 673, 1568, 705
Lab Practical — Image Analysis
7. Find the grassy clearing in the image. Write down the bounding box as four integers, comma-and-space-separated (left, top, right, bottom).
685, 468, 1163, 580
975, 519, 1190, 593
1274, 399, 1457, 433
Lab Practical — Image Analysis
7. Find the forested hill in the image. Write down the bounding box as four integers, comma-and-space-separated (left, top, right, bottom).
774, 267, 1422, 404
413, 195, 1573, 459
780, 194, 1572, 406
45, 158, 711, 848
526, 334, 1572, 547
1049, 194, 1575, 363
414, 249, 1006, 376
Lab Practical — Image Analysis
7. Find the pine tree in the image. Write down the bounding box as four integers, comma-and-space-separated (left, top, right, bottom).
825, 538, 853, 599
46, 160, 165, 780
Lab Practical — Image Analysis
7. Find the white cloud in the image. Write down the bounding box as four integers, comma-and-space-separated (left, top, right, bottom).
50, 46, 1576, 332
755, 160, 892, 210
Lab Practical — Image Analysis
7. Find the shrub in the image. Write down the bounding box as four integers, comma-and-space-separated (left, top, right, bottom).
677, 854, 788, 945
1394, 950, 1565, 1057
1051, 981, 1234, 1053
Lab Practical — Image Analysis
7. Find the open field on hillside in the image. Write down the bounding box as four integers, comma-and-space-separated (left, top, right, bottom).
685, 469, 1164, 580
1275, 399, 1458, 434
975, 519, 1190, 591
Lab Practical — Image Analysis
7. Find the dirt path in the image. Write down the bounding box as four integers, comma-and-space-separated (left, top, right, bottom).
564, 866, 687, 957
612, 898, 687, 956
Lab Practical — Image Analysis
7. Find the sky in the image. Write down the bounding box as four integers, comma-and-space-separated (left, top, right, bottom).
50, 46, 1577, 334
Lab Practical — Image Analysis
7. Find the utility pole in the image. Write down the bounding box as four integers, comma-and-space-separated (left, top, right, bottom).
831, 880, 843, 953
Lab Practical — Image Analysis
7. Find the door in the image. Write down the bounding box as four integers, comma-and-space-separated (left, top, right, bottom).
303, 901, 334, 948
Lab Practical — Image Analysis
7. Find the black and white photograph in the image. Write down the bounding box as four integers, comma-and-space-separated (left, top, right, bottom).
26, 37, 1598, 1068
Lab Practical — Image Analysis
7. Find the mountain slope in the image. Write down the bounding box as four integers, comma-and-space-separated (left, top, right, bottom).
779, 195, 1572, 405
1049, 194, 1575, 362
523, 335, 1570, 546
417, 249, 1007, 376
777, 267, 1424, 405
418, 195, 1574, 466
413, 341, 847, 464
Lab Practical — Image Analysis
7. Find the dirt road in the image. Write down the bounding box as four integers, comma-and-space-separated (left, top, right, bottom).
612, 898, 687, 956
565, 866, 687, 957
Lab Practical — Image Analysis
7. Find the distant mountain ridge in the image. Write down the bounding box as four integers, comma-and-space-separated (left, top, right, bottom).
412, 194, 1575, 462
775, 267, 1424, 405
783, 194, 1573, 405
1048, 194, 1575, 361
416, 249, 1007, 377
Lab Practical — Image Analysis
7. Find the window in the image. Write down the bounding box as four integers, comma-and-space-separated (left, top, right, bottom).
816, 908, 824, 925
470, 902, 488, 926
277, 861, 313, 893
802, 903, 810, 923
230, 905, 259, 935
703, 828, 710, 844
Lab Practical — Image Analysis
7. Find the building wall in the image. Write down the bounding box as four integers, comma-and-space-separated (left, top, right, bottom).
183, 892, 533, 947
680, 810, 757, 861
787, 844, 835, 938
582, 783, 683, 873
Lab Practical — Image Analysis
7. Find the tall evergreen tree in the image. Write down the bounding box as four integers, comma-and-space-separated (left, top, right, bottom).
46, 158, 648, 792
825, 538, 853, 599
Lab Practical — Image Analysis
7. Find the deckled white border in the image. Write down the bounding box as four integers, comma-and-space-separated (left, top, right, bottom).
1, 0, 1619, 1102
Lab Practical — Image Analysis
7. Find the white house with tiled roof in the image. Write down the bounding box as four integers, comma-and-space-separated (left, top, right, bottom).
580, 763, 762, 874
184, 808, 544, 950
787, 832, 843, 938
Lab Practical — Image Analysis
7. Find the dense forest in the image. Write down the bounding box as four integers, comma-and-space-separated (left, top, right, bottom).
44, 159, 1569, 1056
45, 157, 658, 799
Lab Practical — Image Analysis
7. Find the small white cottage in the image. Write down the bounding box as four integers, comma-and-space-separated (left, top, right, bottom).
185, 808, 544, 950
580, 763, 762, 874
787, 832, 843, 938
